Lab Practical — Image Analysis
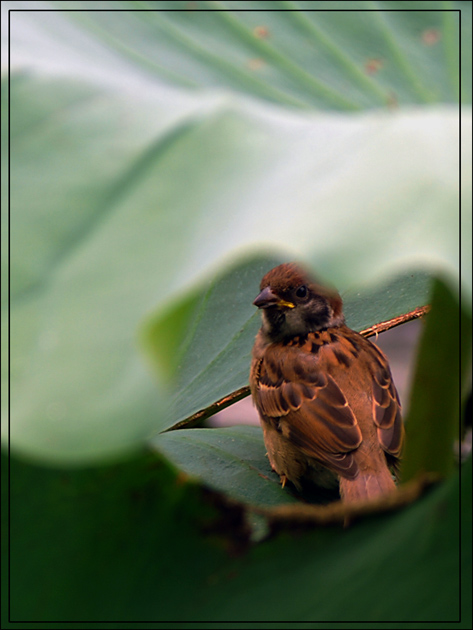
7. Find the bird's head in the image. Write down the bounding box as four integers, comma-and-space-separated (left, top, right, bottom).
253, 262, 344, 343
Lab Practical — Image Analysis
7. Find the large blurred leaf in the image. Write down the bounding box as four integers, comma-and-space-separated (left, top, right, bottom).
3, 4, 469, 464
4, 7, 470, 627
5, 449, 469, 623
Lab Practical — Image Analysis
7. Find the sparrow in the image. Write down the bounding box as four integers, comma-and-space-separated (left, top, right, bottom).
250, 262, 404, 503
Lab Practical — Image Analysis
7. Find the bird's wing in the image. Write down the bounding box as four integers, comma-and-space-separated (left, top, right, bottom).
254, 329, 403, 479
254, 332, 362, 479
367, 342, 404, 459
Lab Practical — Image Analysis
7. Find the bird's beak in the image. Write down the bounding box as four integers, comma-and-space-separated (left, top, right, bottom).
253, 286, 295, 309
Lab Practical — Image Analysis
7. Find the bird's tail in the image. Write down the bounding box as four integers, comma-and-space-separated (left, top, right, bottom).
339, 468, 396, 503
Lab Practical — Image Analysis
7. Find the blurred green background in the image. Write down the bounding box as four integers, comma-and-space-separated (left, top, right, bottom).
2, 2, 471, 625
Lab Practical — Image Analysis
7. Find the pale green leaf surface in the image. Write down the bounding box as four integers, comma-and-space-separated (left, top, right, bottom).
3, 5, 469, 464
3, 6, 469, 626
14, 2, 470, 109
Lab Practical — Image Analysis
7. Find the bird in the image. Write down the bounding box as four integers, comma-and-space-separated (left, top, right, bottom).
249, 262, 404, 503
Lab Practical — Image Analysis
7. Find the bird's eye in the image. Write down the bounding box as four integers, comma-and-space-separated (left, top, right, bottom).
295, 285, 308, 299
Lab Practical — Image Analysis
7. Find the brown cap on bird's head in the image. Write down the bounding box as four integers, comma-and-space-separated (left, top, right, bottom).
256, 262, 344, 323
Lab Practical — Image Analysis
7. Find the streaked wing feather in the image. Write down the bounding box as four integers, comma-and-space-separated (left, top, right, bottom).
256, 346, 362, 478
370, 346, 404, 458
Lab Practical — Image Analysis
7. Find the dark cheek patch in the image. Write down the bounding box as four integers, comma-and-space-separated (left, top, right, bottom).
305, 311, 329, 330
264, 309, 286, 342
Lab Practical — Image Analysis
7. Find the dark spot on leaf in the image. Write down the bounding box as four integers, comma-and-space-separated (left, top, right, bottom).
253, 25, 270, 39
422, 28, 441, 45
365, 58, 383, 74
